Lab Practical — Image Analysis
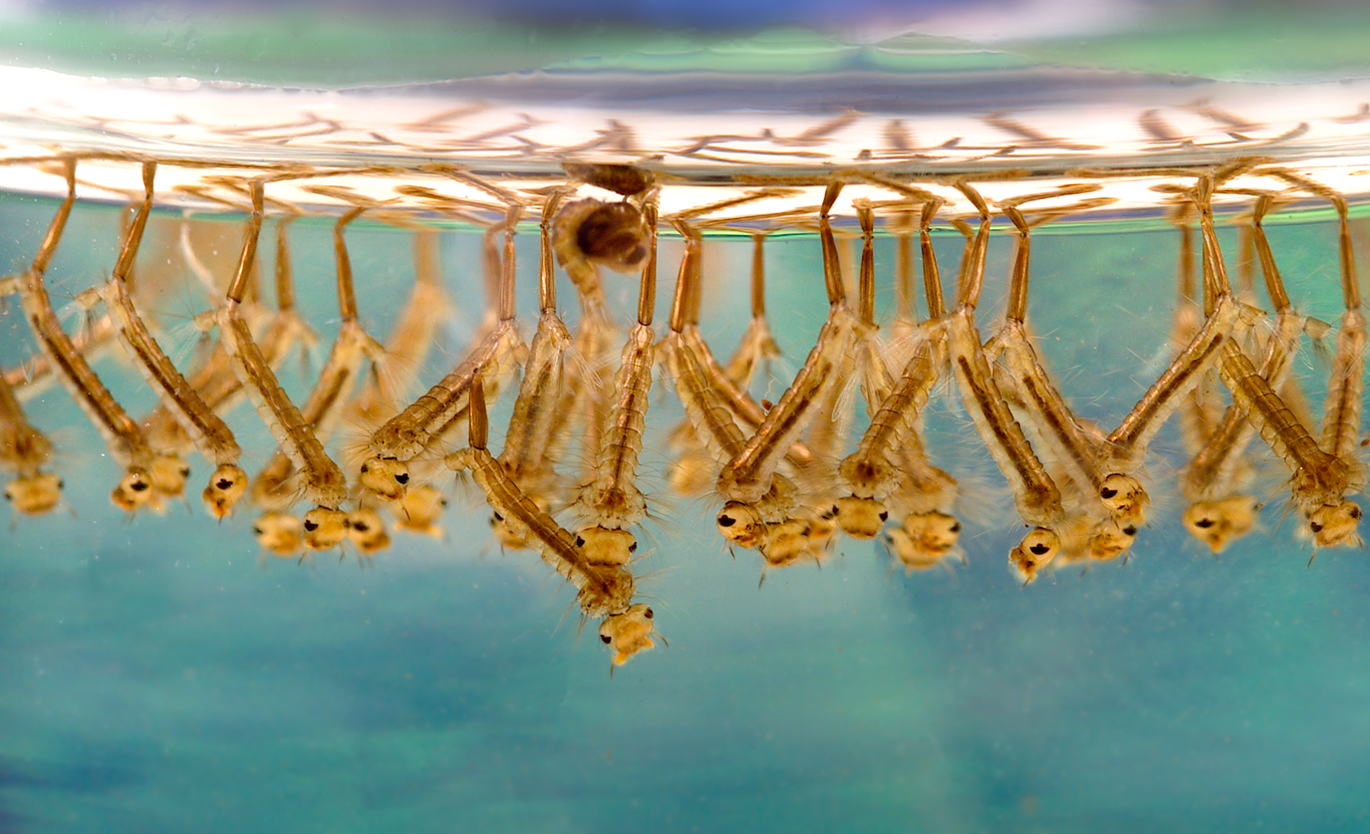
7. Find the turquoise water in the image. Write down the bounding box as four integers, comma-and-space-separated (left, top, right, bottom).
1, 192, 1368, 833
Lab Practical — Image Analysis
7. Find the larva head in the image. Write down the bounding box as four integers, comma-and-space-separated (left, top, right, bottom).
393, 484, 447, 536
202, 464, 248, 519
804, 506, 839, 554
302, 507, 351, 551
110, 467, 155, 512
716, 501, 766, 549
757, 518, 814, 568
1307, 500, 1364, 549
1182, 496, 1258, 553
1099, 473, 1148, 526
149, 455, 191, 500
252, 512, 303, 557
489, 510, 532, 550
359, 456, 409, 502
4, 472, 63, 516
833, 496, 889, 539
1087, 518, 1139, 562
575, 526, 637, 568
901, 511, 961, 561
599, 603, 656, 667
1009, 526, 1061, 585
348, 507, 391, 556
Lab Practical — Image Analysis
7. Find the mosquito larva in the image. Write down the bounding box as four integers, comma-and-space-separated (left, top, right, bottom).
251, 206, 385, 517
0, 368, 62, 516
659, 220, 799, 550
3, 311, 119, 401
490, 196, 578, 551
445, 373, 637, 620
217, 180, 349, 550
99, 161, 249, 518
1200, 179, 1364, 549
1179, 195, 1303, 552
666, 232, 778, 496
141, 218, 313, 467
359, 206, 525, 502
573, 202, 659, 567
986, 199, 1148, 530
1103, 176, 1254, 478
833, 203, 957, 547
940, 183, 1064, 579
716, 183, 867, 510
12, 158, 167, 513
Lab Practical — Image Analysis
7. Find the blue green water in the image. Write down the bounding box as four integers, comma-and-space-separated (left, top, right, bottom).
1, 194, 1368, 833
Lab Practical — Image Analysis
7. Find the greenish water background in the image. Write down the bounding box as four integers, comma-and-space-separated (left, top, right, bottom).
0, 189, 1367, 833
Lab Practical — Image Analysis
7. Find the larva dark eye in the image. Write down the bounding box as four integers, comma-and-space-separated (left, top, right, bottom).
353, 520, 370, 532
1030, 543, 1049, 555
878, 511, 889, 522
1100, 487, 1118, 499
644, 608, 653, 619
1123, 526, 1137, 536
628, 541, 638, 553
717, 514, 736, 528
131, 480, 149, 492
179, 465, 191, 477
949, 522, 960, 533
600, 633, 612, 644
1310, 522, 1324, 532
1352, 507, 1363, 519
575, 536, 586, 547
492, 511, 504, 522
1195, 518, 1215, 528
303, 519, 319, 531
395, 472, 409, 484
252, 526, 264, 536
360, 464, 369, 473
